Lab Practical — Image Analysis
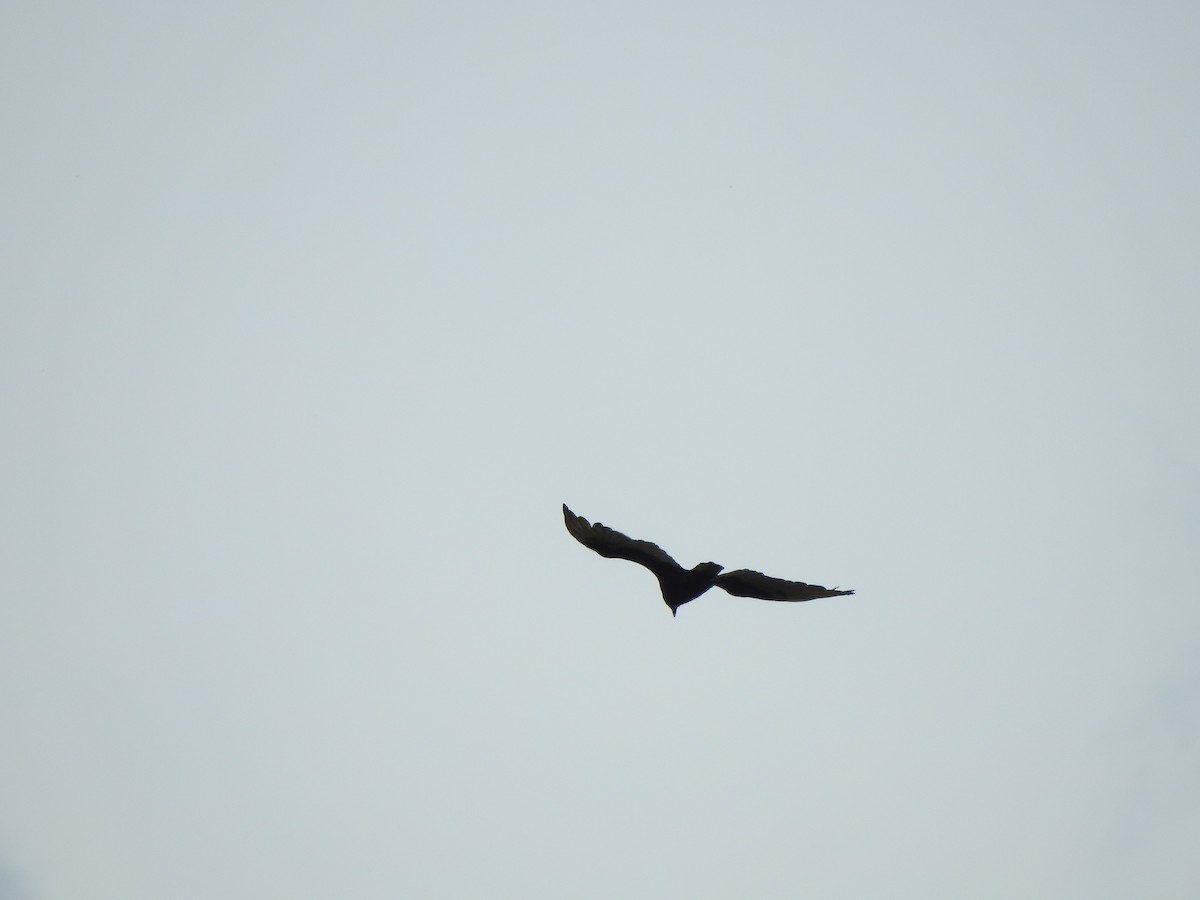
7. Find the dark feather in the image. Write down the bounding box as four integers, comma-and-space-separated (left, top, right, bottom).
715, 569, 855, 602
562, 504, 682, 577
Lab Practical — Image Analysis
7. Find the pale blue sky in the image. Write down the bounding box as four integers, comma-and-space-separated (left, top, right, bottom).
2, 2, 1198, 898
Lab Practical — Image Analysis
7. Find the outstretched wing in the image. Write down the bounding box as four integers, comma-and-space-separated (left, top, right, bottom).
562, 504, 683, 577
714, 569, 854, 602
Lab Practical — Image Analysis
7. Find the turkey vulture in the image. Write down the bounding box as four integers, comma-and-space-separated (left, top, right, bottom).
563, 504, 854, 616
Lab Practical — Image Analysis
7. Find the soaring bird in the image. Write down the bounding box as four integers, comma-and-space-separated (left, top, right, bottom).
563, 504, 854, 616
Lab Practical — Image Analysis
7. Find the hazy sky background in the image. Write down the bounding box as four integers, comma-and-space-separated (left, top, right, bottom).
3, 2, 1198, 898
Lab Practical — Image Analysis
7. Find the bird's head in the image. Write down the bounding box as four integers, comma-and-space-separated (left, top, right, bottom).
664, 562, 725, 618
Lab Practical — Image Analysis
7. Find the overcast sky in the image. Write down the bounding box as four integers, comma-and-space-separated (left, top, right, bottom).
3, 2, 1198, 898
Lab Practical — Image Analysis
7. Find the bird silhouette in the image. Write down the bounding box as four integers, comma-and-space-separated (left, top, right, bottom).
563, 504, 854, 616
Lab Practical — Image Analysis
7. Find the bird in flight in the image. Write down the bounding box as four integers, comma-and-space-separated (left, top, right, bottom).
563, 504, 854, 616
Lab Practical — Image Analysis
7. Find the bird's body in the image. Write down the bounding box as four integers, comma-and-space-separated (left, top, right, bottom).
563, 504, 854, 616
